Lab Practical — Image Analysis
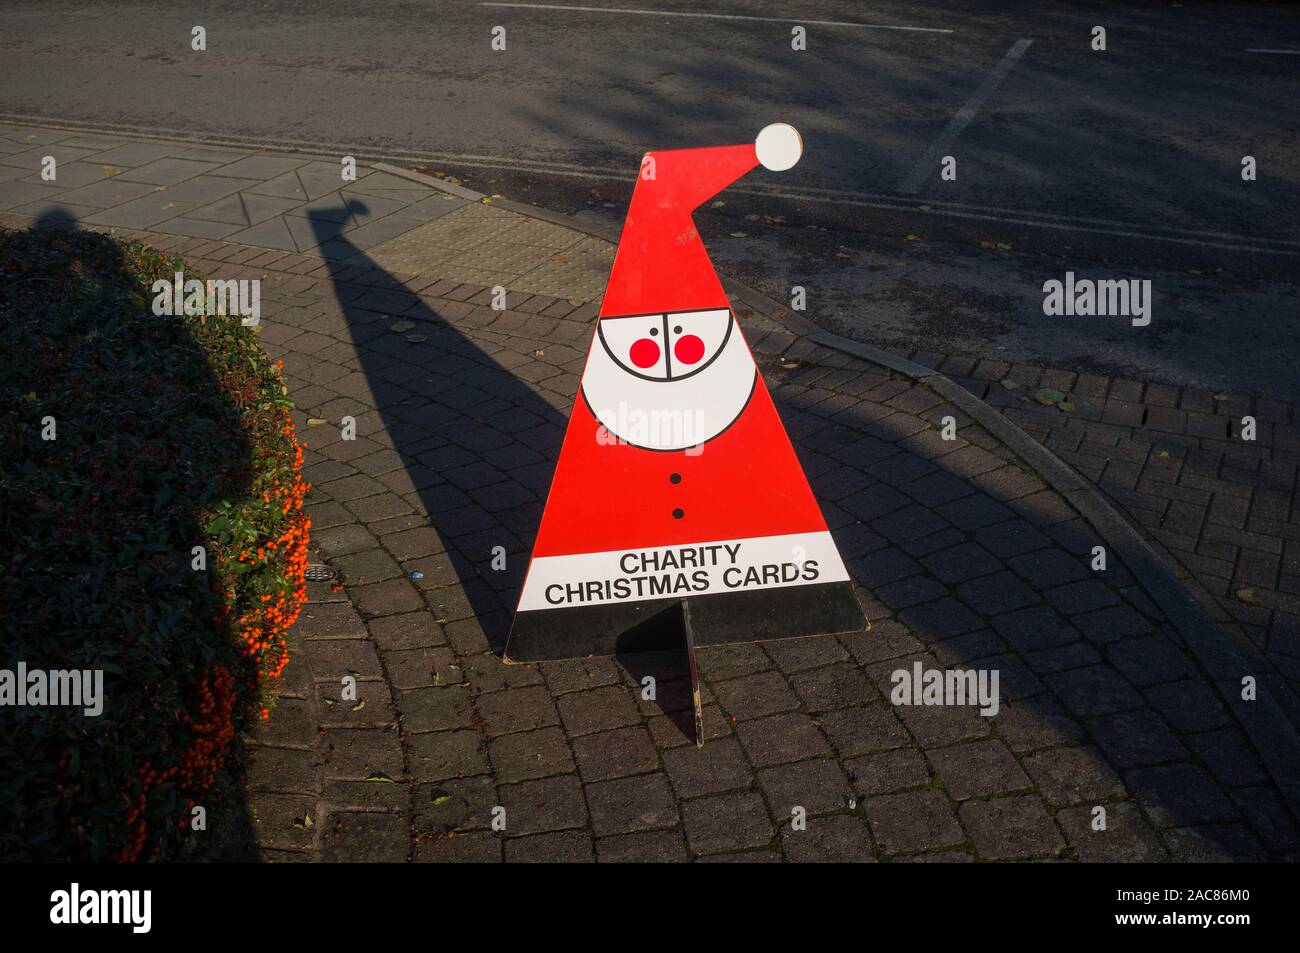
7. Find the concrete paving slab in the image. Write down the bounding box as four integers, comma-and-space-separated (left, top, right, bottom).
339, 213, 428, 250
150, 215, 245, 239
228, 214, 300, 251
16, 161, 117, 189
55, 135, 129, 151
155, 175, 248, 204
0, 180, 66, 210
176, 146, 254, 163
88, 141, 186, 166
298, 161, 371, 200
10, 200, 101, 223
53, 178, 159, 208
118, 157, 222, 186
0, 144, 102, 170
285, 191, 353, 224
245, 169, 309, 200
0, 127, 69, 145
214, 155, 310, 180
83, 195, 197, 228
283, 211, 353, 252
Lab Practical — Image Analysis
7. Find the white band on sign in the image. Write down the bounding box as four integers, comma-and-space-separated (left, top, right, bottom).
517, 530, 850, 611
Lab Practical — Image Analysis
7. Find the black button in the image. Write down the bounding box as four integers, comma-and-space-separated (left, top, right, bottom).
672, 508, 684, 519
669, 472, 682, 484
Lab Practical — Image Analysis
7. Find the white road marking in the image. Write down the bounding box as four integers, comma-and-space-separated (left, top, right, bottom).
1246, 48, 1300, 54
3, 111, 1295, 258
896, 38, 1033, 194
478, 2, 953, 33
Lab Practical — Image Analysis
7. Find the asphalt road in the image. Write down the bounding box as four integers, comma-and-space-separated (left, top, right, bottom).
2, 0, 1297, 398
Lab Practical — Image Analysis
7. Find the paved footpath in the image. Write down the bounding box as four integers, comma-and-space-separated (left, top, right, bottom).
3, 121, 1299, 862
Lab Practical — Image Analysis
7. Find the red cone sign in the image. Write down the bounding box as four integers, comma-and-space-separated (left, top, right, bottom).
507, 125, 867, 665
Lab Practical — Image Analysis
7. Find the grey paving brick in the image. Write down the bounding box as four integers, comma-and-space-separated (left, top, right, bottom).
711, 670, 800, 720
759, 759, 854, 818
585, 774, 678, 836
572, 726, 659, 781
408, 729, 490, 781
412, 775, 497, 834
682, 791, 773, 855
322, 812, 410, 862
504, 831, 594, 862
596, 830, 690, 862
1089, 709, 1190, 769
477, 686, 560, 736
736, 712, 831, 766
488, 727, 575, 783
863, 790, 963, 854
960, 795, 1064, 859
1057, 801, 1167, 862
498, 775, 587, 835
662, 736, 755, 801
556, 684, 642, 736
927, 739, 1032, 799
781, 814, 876, 862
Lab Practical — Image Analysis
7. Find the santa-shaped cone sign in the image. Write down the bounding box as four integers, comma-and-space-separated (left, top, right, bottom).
507, 125, 867, 728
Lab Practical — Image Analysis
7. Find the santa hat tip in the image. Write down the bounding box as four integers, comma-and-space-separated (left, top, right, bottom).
756, 123, 802, 172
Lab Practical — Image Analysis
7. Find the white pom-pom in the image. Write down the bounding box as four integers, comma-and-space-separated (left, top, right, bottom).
756, 123, 802, 172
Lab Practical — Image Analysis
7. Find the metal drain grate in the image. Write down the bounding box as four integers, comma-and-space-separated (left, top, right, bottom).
304, 564, 336, 582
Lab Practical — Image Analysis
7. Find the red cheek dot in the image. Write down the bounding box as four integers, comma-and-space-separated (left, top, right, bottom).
629, 338, 660, 369
674, 334, 706, 365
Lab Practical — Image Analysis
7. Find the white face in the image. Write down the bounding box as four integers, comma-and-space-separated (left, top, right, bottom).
580, 308, 757, 451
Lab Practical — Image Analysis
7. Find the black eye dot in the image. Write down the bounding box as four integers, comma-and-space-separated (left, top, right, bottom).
649, 327, 659, 336
672, 508, 684, 519
669, 472, 682, 484
673, 326, 682, 334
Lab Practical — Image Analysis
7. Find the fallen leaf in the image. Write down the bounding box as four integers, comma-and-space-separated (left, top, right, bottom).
365, 772, 397, 783
390, 320, 415, 332
1236, 588, 1260, 604
306, 418, 327, 426
1000, 379, 1019, 390
905, 234, 921, 241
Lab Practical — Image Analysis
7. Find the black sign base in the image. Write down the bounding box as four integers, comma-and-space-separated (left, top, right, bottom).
505, 579, 868, 663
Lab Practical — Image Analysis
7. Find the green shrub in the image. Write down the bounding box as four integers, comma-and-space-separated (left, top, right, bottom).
0, 225, 309, 861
